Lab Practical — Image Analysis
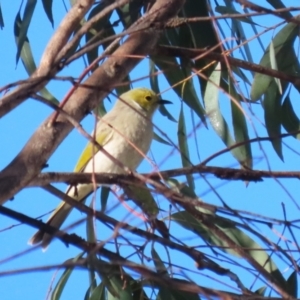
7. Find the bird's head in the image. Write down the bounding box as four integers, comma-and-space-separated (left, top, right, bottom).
119, 88, 171, 117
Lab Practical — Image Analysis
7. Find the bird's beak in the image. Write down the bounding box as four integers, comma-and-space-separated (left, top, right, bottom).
158, 99, 172, 105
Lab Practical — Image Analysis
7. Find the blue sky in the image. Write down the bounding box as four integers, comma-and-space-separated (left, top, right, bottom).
1, 1, 300, 299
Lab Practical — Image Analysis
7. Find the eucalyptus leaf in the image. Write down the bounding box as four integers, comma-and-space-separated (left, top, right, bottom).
251, 20, 299, 101
286, 271, 298, 298
172, 211, 287, 289
123, 183, 159, 217
89, 282, 106, 300
151, 248, 168, 276
0, 3, 4, 29
16, 0, 37, 64
204, 63, 247, 164
215, 5, 258, 25
282, 94, 300, 139
42, 0, 54, 27
153, 132, 172, 146
229, 76, 252, 168
269, 41, 282, 94
178, 105, 195, 190
51, 252, 85, 300
107, 276, 133, 300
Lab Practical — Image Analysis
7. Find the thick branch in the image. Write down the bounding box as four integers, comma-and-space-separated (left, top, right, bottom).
0, 0, 94, 117
28, 166, 300, 188
0, 0, 185, 204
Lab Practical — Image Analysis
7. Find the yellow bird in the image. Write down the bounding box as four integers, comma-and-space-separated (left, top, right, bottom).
29, 88, 170, 249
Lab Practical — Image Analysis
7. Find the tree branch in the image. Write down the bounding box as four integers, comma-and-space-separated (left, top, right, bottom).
0, 0, 185, 204
152, 45, 300, 88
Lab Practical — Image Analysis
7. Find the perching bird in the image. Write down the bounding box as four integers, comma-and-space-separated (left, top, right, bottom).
29, 88, 170, 249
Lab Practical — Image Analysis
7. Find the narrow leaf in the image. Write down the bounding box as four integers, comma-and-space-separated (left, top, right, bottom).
42, 0, 54, 27
215, 5, 259, 25
153, 132, 172, 146
251, 20, 299, 100
89, 282, 106, 300
14, 12, 59, 104
229, 77, 252, 168
123, 183, 159, 217
100, 187, 110, 212
51, 252, 85, 300
286, 271, 298, 298
151, 44, 206, 124
107, 276, 133, 300
0, 3, 4, 29
204, 63, 246, 164
264, 80, 283, 160
149, 60, 176, 122
151, 248, 168, 276
269, 41, 282, 94
178, 105, 195, 190
16, 0, 37, 64
172, 211, 287, 288
282, 94, 300, 139
266, 0, 292, 19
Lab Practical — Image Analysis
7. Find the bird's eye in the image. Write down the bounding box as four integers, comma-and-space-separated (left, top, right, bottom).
145, 95, 152, 101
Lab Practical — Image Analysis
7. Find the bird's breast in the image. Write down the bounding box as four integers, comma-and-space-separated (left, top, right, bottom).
84, 115, 153, 174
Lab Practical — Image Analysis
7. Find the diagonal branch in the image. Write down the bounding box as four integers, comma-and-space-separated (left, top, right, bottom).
0, 0, 185, 204
0, 0, 95, 117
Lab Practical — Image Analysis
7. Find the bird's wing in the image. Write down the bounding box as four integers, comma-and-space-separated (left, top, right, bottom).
74, 124, 113, 172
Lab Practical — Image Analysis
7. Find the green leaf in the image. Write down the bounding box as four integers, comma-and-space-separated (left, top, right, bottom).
14, 12, 36, 74
229, 76, 252, 168
204, 63, 246, 164
153, 132, 172, 146
92, 259, 118, 297
172, 211, 287, 289
100, 187, 110, 212
123, 183, 159, 217
282, 94, 300, 139
86, 200, 96, 242
251, 20, 299, 100
85, 3, 113, 68
269, 41, 282, 94
0, 3, 4, 29
151, 37, 206, 124
14, 11, 58, 104
51, 252, 85, 300
215, 5, 258, 25
286, 271, 298, 298
116, 0, 142, 28
178, 105, 195, 190
151, 248, 168, 276
266, 0, 292, 19
89, 282, 106, 300
180, 0, 218, 50
149, 60, 176, 123
158, 104, 177, 123
16, 0, 37, 64
149, 59, 160, 94
264, 80, 283, 160
85, 278, 97, 300
42, 0, 54, 27
107, 276, 133, 300
159, 59, 206, 122
255, 286, 267, 295
157, 279, 200, 300
223, 0, 254, 65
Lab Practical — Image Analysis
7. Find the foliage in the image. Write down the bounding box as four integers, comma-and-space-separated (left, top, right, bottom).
1, 0, 300, 299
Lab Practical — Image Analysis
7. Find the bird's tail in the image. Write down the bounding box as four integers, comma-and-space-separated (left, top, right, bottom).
28, 183, 93, 249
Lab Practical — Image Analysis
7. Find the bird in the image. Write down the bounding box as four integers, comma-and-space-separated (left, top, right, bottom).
29, 87, 171, 249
